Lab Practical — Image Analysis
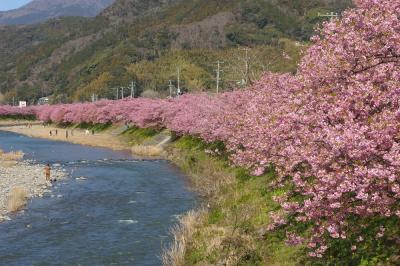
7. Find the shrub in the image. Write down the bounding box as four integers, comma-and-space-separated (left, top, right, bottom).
235, 168, 252, 182
131, 145, 164, 157
7, 187, 28, 213
0, 150, 24, 161
141, 89, 160, 99
162, 210, 205, 266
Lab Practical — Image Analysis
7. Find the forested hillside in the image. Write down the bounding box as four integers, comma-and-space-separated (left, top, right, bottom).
0, 0, 115, 25
0, 0, 352, 104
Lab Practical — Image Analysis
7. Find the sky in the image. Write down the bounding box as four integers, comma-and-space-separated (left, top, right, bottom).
0, 0, 31, 11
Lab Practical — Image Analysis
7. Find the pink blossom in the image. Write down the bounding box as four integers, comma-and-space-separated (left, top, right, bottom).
1, 0, 399, 257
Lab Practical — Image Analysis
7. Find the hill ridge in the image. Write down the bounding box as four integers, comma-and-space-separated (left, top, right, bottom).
0, 0, 353, 104
0, 0, 115, 25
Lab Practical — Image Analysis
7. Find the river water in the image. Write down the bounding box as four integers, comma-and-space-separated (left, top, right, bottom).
0, 131, 197, 265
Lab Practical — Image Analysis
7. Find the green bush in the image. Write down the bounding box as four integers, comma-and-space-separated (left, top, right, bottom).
236, 168, 252, 182
122, 126, 159, 144
208, 208, 224, 224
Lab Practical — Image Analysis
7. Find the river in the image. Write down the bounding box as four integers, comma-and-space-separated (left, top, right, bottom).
0, 131, 197, 265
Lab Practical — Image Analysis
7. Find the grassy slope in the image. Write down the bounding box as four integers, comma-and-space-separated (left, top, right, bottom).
144, 133, 399, 265
120, 129, 399, 265
165, 136, 305, 265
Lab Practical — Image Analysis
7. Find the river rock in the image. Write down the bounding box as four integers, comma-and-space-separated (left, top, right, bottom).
0, 159, 67, 219
0, 215, 11, 222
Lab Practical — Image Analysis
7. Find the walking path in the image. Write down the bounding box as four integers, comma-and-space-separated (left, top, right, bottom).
0, 123, 127, 151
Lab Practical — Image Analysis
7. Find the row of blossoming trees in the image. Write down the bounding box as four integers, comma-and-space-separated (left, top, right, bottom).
1, 0, 399, 260
0, 105, 36, 118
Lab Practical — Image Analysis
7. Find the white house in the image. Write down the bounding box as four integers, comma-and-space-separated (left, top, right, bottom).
38, 97, 49, 105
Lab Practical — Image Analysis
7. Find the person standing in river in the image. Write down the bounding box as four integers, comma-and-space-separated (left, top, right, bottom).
44, 164, 51, 182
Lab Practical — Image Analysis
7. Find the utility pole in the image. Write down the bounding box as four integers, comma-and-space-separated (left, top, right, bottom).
243, 47, 250, 85
215, 61, 224, 94
318, 12, 339, 21
177, 67, 181, 96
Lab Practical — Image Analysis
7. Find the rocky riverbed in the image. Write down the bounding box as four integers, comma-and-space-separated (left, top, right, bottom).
0, 159, 66, 221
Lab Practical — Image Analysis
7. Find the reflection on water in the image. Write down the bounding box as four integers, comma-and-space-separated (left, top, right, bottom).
0, 131, 197, 265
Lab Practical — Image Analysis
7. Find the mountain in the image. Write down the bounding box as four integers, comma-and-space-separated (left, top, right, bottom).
0, 0, 353, 104
101, 0, 179, 22
0, 0, 116, 25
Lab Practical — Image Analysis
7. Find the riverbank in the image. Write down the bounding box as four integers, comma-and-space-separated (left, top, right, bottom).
0, 122, 127, 151
0, 150, 66, 221
0, 120, 301, 265
163, 136, 304, 265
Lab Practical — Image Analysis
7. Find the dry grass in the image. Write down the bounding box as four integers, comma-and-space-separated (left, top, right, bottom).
167, 146, 236, 197
162, 209, 205, 266
0, 150, 24, 161
131, 145, 164, 157
7, 186, 28, 213
0, 160, 18, 168
0, 149, 24, 168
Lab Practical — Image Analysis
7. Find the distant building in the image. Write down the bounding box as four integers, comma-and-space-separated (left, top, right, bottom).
38, 97, 49, 105
19, 101, 27, 108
